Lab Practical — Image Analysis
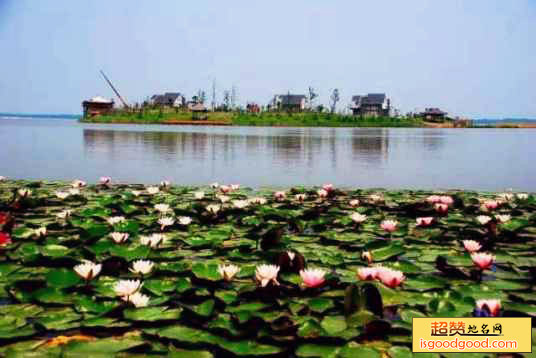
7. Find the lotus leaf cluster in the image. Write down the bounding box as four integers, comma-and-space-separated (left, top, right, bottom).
0, 179, 535, 357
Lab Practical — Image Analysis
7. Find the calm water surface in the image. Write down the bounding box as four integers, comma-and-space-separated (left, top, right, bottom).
1, 118, 535, 191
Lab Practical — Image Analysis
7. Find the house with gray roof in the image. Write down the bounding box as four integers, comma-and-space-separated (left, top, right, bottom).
150, 92, 185, 107
272, 94, 307, 112
351, 93, 391, 117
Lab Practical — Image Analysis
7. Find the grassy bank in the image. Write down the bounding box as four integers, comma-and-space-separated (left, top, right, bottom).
0, 178, 535, 356
81, 110, 425, 128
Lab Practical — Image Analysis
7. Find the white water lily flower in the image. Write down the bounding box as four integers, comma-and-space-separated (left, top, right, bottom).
218, 264, 240, 281
71, 180, 86, 188
17, 188, 32, 197
34, 227, 47, 237
476, 215, 492, 225
349, 199, 360, 207
495, 214, 511, 223
139, 233, 166, 248
130, 260, 154, 275
127, 292, 150, 307
206, 204, 221, 215
68, 188, 80, 196
516, 193, 528, 200
114, 279, 142, 297
211, 182, 219, 189
107, 216, 126, 225
287, 251, 296, 261
317, 189, 328, 199
154, 204, 171, 213
369, 194, 383, 203
194, 191, 205, 200
230, 184, 240, 190
497, 193, 514, 201
218, 195, 230, 203
255, 264, 280, 287
56, 210, 72, 219
295, 194, 306, 202
131, 190, 142, 197
74, 260, 102, 281
55, 191, 70, 199
99, 176, 111, 185
158, 216, 175, 230
178, 216, 192, 225
233, 200, 249, 209
146, 186, 160, 195
160, 180, 171, 187
0, 176, 5, 181
350, 213, 367, 223
110, 232, 129, 243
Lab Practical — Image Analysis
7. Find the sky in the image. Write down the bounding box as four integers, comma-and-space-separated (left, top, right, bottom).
0, 0, 535, 118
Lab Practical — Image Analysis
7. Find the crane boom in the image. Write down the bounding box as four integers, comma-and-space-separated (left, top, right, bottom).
100, 70, 129, 108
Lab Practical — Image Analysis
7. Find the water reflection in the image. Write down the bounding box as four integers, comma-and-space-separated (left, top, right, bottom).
83, 127, 410, 173
6, 118, 536, 190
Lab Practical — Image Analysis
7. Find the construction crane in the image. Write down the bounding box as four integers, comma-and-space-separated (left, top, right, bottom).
100, 70, 129, 109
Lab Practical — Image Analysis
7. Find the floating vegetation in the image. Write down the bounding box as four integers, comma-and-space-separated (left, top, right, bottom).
0, 178, 535, 357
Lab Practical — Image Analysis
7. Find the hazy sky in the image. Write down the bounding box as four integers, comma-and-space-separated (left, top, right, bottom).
1, 0, 535, 117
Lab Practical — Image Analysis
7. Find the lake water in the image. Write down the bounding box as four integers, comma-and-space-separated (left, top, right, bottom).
1, 117, 535, 191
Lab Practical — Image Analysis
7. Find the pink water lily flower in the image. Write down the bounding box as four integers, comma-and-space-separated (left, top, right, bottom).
463, 240, 482, 253
434, 203, 449, 214
476, 299, 501, 317
100, 176, 111, 185
274, 191, 286, 201
426, 195, 441, 204
380, 220, 398, 233
484, 200, 499, 210
322, 184, 334, 192
357, 267, 377, 280
220, 185, 231, 194
377, 268, 405, 288
416, 217, 434, 227
300, 268, 326, 288
471, 252, 495, 270
439, 196, 454, 205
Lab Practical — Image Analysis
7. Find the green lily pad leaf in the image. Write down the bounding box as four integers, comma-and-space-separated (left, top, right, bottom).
109, 244, 150, 261
33, 287, 73, 304
215, 290, 238, 304
295, 344, 339, 357
320, 315, 347, 335
124, 306, 182, 321
45, 268, 81, 288
63, 334, 146, 354
143, 279, 180, 296
169, 349, 214, 358
307, 297, 334, 313
336, 343, 381, 358
191, 262, 221, 281
369, 242, 405, 261
40, 244, 71, 258
191, 299, 215, 317
404, 275, 448, 291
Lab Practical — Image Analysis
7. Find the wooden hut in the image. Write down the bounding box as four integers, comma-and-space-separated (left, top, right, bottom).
82, 96, 114, 117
